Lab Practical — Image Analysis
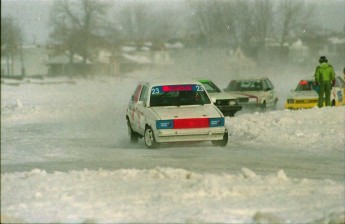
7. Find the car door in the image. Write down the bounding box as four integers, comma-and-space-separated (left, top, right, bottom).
135, 85, 149, 134
333, 77, 345, 105
263, 78, 276, 104
129, 84, 143, 133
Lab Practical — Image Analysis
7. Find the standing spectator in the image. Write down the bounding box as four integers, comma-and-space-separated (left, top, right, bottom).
314, 56, 336, 107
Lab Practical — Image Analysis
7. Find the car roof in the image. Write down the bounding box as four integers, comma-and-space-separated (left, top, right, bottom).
139, 79, 202, 87
298, 78, 314, 82
231, 77, 268, 81
197, 78, 212, 83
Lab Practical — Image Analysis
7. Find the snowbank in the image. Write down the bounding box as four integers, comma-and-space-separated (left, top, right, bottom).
1, 167, 344, 223
227, 107, 345, 151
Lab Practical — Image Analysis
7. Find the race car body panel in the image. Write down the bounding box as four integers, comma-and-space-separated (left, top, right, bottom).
126, 80, 228, 147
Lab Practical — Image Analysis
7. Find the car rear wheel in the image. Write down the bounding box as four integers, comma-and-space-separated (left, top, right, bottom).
144, 127, 159, 149
273, 99, 278, 110
127, 119, 138, 143
211, 131, 228, 147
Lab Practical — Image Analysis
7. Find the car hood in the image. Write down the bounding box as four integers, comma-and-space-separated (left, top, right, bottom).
224, 92, 250, 99
151, 104, 222, 120
208, 92, 236, 100
288, 91, 318, 99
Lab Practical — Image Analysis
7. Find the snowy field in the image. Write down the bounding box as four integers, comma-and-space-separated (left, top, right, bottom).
1, 71, 345, 223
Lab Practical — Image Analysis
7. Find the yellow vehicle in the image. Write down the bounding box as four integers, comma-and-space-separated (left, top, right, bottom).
285, 76, 345, 109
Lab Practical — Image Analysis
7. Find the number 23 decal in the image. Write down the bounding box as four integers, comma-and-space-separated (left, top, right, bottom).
196, 85, 204, 91
151, 88, 160, 95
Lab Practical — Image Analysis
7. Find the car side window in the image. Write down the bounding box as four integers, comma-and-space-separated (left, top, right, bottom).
265, 79, 274, 90
202, 83, 214, 92
336, 77, 345, 88
261, 80, 268, 90
139, 85, 148, 103
132, 85, 143, 102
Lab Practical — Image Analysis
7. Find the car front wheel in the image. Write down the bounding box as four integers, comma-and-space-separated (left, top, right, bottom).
211, 131, 228, 147
144, 126, 159, 149
261, 101, 266, 111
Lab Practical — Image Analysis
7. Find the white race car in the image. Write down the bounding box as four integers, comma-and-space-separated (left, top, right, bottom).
223, 77, 278, 110
126, 80, 228, 148
198, 79, 243, 117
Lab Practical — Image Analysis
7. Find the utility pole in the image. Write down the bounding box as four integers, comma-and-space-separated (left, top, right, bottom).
20, 42, 25, 76
9, 18, 14, 76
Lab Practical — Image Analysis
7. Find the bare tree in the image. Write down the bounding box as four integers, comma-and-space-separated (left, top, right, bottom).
187, 0, 237, 47
251, 0, 274, 49
277, 0, 314, 47
1, 17, 23, 76
49, 0, 109, 63
117, 2, 153, 42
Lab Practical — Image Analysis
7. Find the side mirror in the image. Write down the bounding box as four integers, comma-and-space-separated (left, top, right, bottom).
211, 97, 216, 103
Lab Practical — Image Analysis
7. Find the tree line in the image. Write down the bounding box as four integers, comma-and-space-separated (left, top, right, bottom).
2, 0, 341, 67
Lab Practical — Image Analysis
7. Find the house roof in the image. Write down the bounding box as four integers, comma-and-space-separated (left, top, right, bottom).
328, 37, 345, 44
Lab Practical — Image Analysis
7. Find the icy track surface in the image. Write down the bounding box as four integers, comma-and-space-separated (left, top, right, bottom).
1, 74, 345, 223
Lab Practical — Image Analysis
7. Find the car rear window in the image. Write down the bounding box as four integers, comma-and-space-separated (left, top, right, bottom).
150, 84, 211, 107
226, 80, 262, 91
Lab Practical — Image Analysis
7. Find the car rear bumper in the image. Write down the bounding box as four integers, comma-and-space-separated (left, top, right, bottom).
155, 127, 227, 143
284, 103, 317, 109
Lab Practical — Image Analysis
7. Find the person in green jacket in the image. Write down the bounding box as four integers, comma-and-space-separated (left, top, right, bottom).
314, 56, 336, 107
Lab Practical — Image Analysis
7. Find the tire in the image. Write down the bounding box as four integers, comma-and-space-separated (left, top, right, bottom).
273, 99, 278, 110
261, 101, 266, 111
211, 131, 228, 147
127, 119, 138, 143
144, 126, 159, 149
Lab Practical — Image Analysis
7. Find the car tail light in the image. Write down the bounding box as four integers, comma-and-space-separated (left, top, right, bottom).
156, 118, 225, 129
174, 118, 209, 129
299, 80, 308, 85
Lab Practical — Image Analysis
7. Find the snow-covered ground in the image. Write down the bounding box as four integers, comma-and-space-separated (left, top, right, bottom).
1, 72, 344, 223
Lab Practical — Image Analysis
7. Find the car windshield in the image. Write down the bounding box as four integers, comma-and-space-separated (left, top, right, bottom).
336, 77, 345, 88
226, 80, 262, 91
201, 81, 221, 93
295, 80, 318, 92
150, 84, 211, 107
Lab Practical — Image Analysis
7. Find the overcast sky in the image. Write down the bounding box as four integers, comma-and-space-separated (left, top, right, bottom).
1, 0, 344, 45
